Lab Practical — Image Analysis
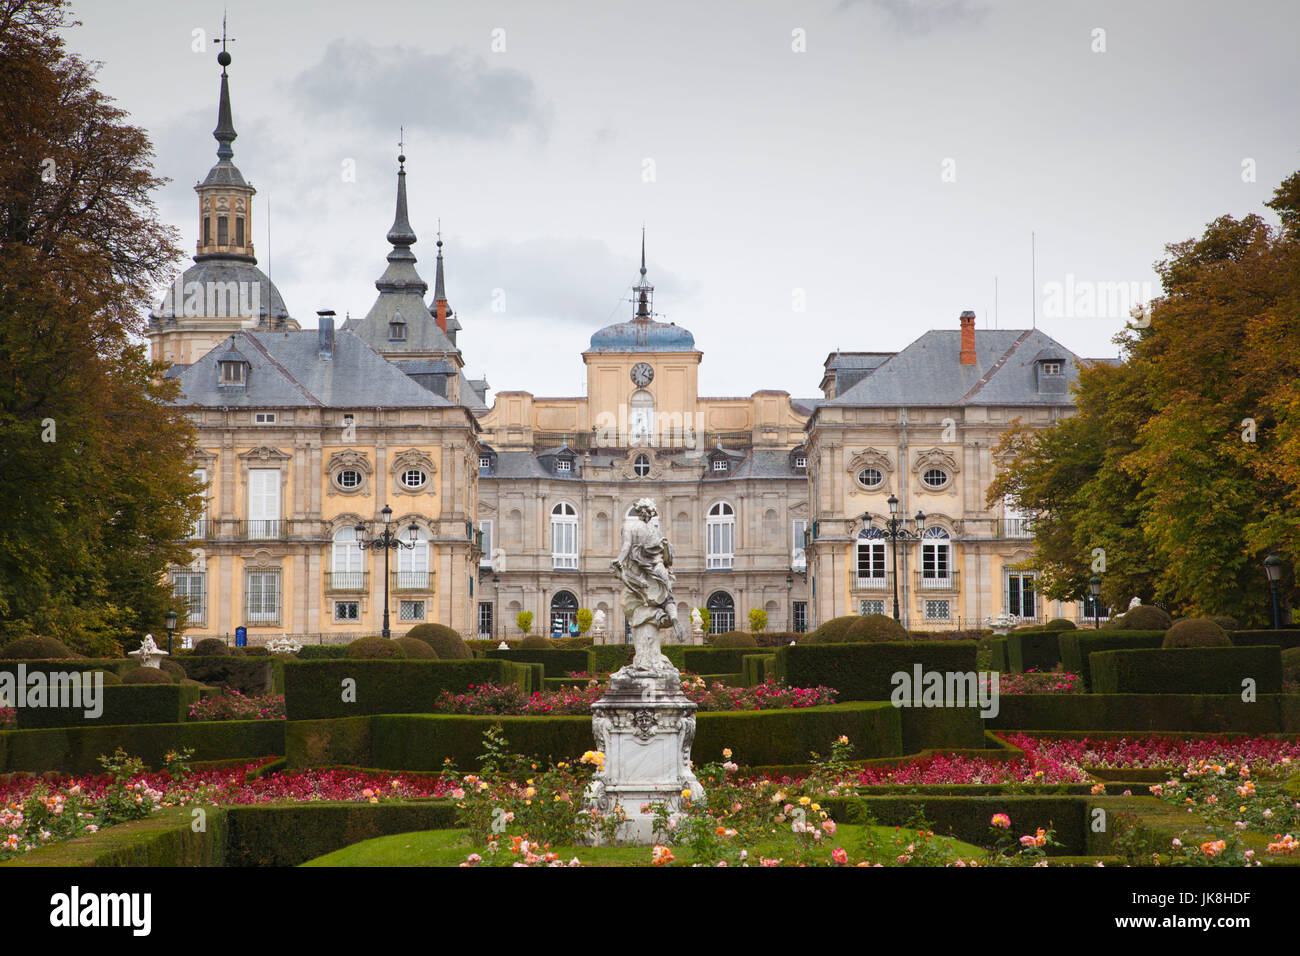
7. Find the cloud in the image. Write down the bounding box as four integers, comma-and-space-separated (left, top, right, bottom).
286, 39, 550, 142
843, 0, 989, 34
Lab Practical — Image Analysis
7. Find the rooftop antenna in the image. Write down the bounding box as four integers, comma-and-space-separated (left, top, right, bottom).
1031, 231, 1037, 329
994, 275, 999, 329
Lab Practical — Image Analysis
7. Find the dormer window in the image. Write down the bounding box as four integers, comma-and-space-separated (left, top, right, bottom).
219, 360, 245, 385
556, 459, 572, 473
389, 320, 407, 341
794, 455, 808, 469
479, 455, 493, 471
712, 459, 728, 473
1041, 361, 1062, 375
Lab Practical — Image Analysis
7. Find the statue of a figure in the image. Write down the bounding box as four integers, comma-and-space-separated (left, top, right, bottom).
612, 498, 682, 671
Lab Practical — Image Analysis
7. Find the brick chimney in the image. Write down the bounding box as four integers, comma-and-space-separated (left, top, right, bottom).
959, 310, 977, 365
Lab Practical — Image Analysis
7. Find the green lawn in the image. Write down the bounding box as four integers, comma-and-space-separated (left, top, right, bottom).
300, 824, 987, 867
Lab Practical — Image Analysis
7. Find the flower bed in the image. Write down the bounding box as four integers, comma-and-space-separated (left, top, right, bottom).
188, 690, 285, 721
993, 670, 1083, 695
431, 677, 837, 716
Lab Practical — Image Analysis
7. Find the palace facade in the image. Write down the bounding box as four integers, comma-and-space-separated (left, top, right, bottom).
150, 52, 1101, 644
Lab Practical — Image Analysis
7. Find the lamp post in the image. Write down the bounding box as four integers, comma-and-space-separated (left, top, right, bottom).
164, 610, 178, 655
492, 572, 500, 640
1088, 576, 1102, 630
355, 505, 419, 640
1264, 554, 1283, 630
862, 494, 925, 623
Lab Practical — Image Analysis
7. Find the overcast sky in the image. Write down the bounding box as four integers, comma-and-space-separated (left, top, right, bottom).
69, 0, 1300, 400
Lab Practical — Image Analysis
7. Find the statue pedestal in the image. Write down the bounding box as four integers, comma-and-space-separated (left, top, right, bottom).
583, 666, 705, 845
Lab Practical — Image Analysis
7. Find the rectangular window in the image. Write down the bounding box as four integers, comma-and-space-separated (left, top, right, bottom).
551, 518, 578, 570
924, 600, 950, 621
792, 519, 808, 554
1008, 573, 1037, 619
246, 570, 280, 624
859, 600, 885, 616
254, 412, 276, 424
399, 600, 425, 622
712, 459, 728, 472
856, 541, 886, 583
709, 609, 735, 633
1042, 361, 1062, 375
1081, 596, 1109, 621
794, 456, 807, 469
556, 459, 571, 473
479, 455, 493, 471
792, 601, 808, 633
172, 572, 206, 626
478, 601, 494, 636
479, 519, 494, 567
190, 468, 208, 539
334, 601, 359, 622
220, 361, 244, 384
203, 217, 211, 245
248, 468, 280, 539
217, 215, 229, 246
235, 216, 245, 246
706, 521, 734, 569
921, 542, 950, 586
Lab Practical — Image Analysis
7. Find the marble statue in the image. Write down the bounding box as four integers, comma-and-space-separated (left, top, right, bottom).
591, 608, 608, 646
611, 498, 682, 672
128, 634, 169, 669
689, 607, 705, 645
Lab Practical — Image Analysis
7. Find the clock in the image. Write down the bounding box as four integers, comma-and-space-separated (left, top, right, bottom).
630, 362, 654, 387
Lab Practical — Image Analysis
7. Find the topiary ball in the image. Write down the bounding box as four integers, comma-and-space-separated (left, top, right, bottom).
121, 666, 176, 684
519, 635, 554, 650
807, 616, 858, 644
193, 638, 230, 656
1043, 618, 1077, 631
160, 659, 186, 679
404, 623, 472, 660
1209, 615, 1239, 633
91, 669, 122, 685
346, 636, 406, 660
394, 636, 437, 659
846, 613, 909, 643
1114, 604, 1173, 630
1162, 617, 1232, 648
711, 631, 758, 648
1, 635, 74, 659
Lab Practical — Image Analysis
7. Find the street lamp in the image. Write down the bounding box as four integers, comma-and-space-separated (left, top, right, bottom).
164, 610, 178, 655
1088, 575, 1102, 630
862, 494, 926, 623
492, 572, 500, 640
355, 505, 419, 640
1264, 554, 1283, 630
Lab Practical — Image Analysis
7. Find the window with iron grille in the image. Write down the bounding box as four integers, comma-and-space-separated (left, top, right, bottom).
924, 600, 950, 621
792, 601, 808, 633
172, 572, 206, 626
245, 570, 280, 624
859, 600, 885, 616
478, 602, 494, 636
399, 600, 425, 622
334, 601, 359, 622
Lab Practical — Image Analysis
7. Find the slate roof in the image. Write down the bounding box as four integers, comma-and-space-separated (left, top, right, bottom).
824, 351, 894, 371
588, 316, 697, 352
825, 329, 1082, 407
727, 449, 806, 480
150, 258, 291, 323
173, 329, 451, 409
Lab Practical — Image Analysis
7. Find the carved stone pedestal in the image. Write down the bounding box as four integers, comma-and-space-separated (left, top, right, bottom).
583, 665, 705, 845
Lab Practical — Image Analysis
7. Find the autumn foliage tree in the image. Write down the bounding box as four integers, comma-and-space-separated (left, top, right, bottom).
0, 0, 200, 654
989, 172, 1300, 626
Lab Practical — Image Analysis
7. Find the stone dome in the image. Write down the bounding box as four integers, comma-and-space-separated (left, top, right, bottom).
587, 317, 696, 352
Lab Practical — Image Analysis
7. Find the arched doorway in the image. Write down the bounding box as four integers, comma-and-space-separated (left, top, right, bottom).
550, 590, 579, 637
706, 590, 734, 634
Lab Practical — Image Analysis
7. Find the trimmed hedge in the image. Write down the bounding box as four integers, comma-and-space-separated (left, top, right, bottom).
294, 645, 350, 660
1006, 630, 1062, 673
988, 637, 1008, 673
287, 703, 907, 771
662, 646, 764, 675
588, 644, 632, 674
283, 659, 539, 720
16, 683, 201, 729
741, 654, 776, 687
484, 648, 590, 679
772, 642, 979, 701
176, 657, 275, 695
0, 806, 229, 867
226, 801, 459, 867
1091, 646, 1283, 695
0, 719, 284, 774
986, 694, 1297, 734
1057, 630, 1166, 691
1231, 629, 1300, 650
0, 658, 133, 680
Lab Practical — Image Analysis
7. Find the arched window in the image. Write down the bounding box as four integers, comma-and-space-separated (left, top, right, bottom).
706, 591, 735, 634
396, 526, 430, 589
856, 526, 887, 587
331, 527, 364, 590
706, 502, 735, 569
551, 502, 578, 569
920, 526, 951, 588
550, 590, 579, 636
629, 390, 655, 445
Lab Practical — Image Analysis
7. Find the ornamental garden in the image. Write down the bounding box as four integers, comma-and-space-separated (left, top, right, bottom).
2, 609, 1299, 868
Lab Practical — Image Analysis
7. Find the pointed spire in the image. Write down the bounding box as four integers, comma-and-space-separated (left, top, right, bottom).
212, 17, 236, 162
634, 226, 654, 320
374, 149, 427, 295
434, 223, 446, 302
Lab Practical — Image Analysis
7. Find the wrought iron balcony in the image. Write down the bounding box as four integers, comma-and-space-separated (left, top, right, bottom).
852, 572, 893, 591
325, 571, 368, 593
997, 518, 1035, 539
915, 569, 960, 592
392, 571, 434, 591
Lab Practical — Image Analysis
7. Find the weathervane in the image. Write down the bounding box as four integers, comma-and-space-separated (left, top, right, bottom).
213, 11, 235, 71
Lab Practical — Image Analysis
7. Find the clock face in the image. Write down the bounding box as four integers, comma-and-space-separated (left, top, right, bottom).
630, 362, 654, 387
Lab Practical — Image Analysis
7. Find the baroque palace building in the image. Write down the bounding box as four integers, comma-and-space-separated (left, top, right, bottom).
150, 51, 1101, 644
